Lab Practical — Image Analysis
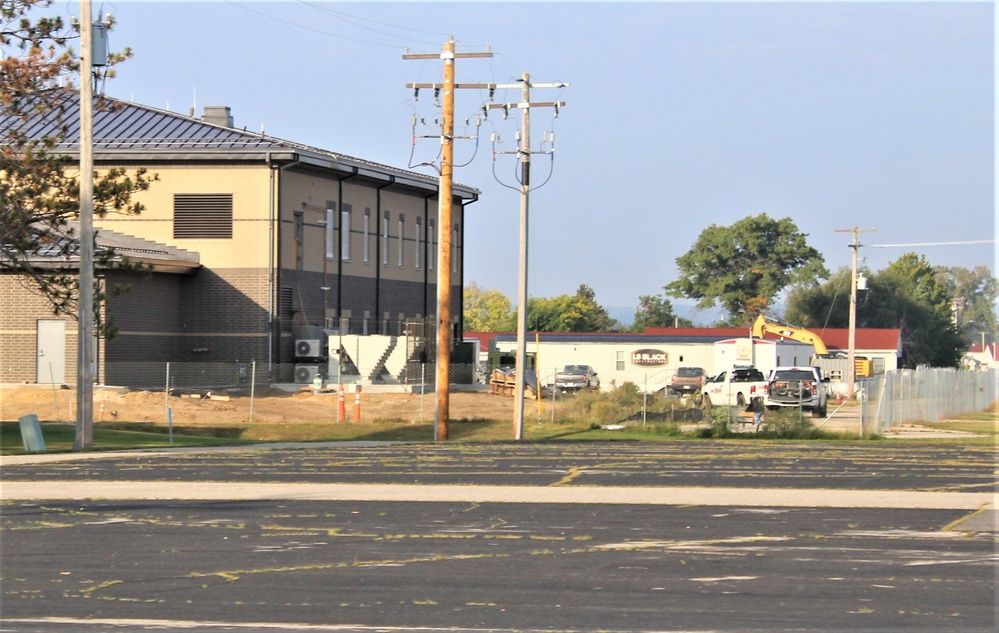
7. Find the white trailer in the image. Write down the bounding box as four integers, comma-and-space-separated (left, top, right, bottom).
713, 338, 815, 378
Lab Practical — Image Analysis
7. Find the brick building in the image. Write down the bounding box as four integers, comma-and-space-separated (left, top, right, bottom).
1, 98, 478, 385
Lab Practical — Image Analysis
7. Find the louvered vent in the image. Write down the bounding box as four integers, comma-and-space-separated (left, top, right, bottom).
173, 193, 233, 239
280, 287, 294, 332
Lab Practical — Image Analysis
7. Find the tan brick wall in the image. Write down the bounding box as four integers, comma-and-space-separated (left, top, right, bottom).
0, 275, 79, 384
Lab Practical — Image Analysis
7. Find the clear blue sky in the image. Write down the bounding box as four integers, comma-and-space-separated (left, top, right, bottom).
69, 1, 997, 320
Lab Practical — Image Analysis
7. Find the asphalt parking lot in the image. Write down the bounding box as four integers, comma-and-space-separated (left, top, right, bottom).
2, 441, 997, 633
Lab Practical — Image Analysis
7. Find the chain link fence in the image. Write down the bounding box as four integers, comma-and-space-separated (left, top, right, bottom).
854, 367, 998, 434
101, 361, 478, 392
14, 362, 996, 432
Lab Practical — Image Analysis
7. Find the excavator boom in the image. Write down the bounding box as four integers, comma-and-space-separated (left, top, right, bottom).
751, 315, 829, 355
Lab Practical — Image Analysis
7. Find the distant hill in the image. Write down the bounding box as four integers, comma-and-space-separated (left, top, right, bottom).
607, 303, 728, 329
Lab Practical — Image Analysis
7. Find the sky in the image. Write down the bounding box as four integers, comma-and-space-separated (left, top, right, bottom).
44, 1, 999, 322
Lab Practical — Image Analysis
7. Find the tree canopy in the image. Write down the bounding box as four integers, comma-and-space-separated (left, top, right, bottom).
785, 254, 970, 368
528, 284, 618, 333
630, 289, 692, 331
1, 0, 155, 318
463, 283, 619, 333
463, 282, 515, 332
666, 214, 827, 326
934, 265, 998, 346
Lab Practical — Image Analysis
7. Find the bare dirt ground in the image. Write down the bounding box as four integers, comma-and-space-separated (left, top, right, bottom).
0, 385, 516, 426
3, 386, 992, 439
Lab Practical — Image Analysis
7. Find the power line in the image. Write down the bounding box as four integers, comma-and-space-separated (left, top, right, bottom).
224, 0, 423, 49
296, 0, 448, 36
294, 0, 448, 43
867, 240, 997, 248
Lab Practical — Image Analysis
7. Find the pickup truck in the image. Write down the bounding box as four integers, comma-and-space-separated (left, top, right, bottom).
764, 366, 828, 417
668, 367, 707, 396
703, 367, 768, 408
554, 365, 600, 392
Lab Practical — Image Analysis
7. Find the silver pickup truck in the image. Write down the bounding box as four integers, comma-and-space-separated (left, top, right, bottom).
554, 365, 600, 392
764, 366, 828, 417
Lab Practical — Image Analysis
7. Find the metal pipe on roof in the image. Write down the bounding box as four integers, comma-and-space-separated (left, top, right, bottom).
374, 176, 396, 330
336, 168, 359, 325
267, 152, 301, 369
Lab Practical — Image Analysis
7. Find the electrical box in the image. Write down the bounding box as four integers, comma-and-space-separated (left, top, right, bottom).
92, 22, 108, 67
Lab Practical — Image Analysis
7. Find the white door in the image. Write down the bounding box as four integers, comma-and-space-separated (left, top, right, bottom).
36, 319, 66, 384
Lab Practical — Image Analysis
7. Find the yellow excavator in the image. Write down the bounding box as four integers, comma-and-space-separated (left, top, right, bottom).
751, 315, 872, 377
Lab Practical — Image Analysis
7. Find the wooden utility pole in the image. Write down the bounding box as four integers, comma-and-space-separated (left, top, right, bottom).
404, 39, 492, 441
485, 76, 567, 440
75, 0, 95, 450
835, 227, 875, 399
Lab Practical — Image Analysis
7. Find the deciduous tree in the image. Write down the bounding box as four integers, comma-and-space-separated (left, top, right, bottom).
463, 282, 515, 332
934, 265, 998, 346
631, 290, 692, 331
526, 285, 618, 332
785, 254, 966, 367
666, 214, 827, 325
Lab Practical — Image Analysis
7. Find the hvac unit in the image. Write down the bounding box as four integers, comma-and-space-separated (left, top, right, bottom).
295, 339, 321, 358
294, 365, 320, 384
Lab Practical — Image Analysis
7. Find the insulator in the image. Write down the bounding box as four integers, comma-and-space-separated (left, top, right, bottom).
413, 88, 419, 101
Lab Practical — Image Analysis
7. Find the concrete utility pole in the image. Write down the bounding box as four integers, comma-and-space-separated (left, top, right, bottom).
485, 76, 567, 440
835, 227, 875, 399
404, 39, 492, 441
75, 0, 95, 450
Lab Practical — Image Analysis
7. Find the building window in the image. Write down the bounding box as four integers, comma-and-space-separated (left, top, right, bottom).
382, 213, 389, 266
452, 224, 459, 274
340, 204, 351, 261
363, 208, 371, 264
428, 219, 435, 271
415, 217, 422, 269
398, 214, 404, 267
294, 212, 304, 271
173, 193, 233, 239
616, 351, 625, 371
325, 206, 335, 260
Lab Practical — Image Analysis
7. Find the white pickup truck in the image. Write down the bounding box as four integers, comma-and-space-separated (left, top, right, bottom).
765, 366, 828, 417
703, 367, 768, 408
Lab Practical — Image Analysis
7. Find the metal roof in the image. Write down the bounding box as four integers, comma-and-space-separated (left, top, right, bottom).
21, 221, 200, 274
2, 94, 478, 199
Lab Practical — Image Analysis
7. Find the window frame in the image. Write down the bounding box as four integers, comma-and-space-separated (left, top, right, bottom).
340, 204, 352, 261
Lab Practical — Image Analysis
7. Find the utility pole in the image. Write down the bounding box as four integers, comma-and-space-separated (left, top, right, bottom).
835, 227, 875, 399
485, 75, 567, 440
75, 0, 95, 450
404, 39, 492, 441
